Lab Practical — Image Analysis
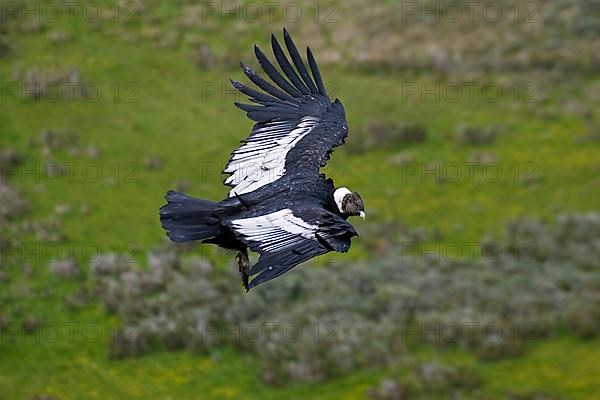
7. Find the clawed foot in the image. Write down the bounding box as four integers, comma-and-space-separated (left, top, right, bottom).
236, 250, 250, 291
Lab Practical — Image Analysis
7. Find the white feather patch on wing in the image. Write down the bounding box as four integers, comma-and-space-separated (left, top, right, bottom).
230, 209, 317, 253
225, 116, 320, 197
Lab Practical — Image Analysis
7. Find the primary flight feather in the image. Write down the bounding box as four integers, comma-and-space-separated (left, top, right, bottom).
160, 29, 365, 290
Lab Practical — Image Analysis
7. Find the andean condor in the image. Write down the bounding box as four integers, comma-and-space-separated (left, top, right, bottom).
160, 29, 365, 290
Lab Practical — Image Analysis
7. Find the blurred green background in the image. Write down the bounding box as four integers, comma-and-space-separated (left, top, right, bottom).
1, 0, 600, 399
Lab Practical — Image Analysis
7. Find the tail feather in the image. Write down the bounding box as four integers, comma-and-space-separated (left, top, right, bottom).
159, 190, 221, 242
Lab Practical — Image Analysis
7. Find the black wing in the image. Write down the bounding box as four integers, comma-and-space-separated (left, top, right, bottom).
227, 207, 357, 289
224, 29, 349, 197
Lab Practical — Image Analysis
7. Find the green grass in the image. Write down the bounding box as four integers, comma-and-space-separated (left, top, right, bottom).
3, 29, 598, 254
1, 7, 600, 400
2, 327, 599, 399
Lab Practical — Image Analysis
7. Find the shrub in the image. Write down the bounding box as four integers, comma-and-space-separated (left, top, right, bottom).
387, 151, 415, 166
110, 323, 148, 359
193, 42, 216, 69
417, 362, 482, 391
469, 151, 498, 164
0, 148, 23, 166
455, 123, 500, 145
350, 120, 427, 153
0, 34, 12, 57
0, 183, 30, 221
144, 155, 164, 170
368, 378, 412, 400
49, 260, 80, 279
47, 30, 72, 44
157, 31, 180, 50
86, 145, 101, 159
368, 362, 481, 399
504, 213, 600, 267
506, 389, 565, 400
19, 67, 82, 101
0, 149, 24, 181
41, 129, 80, 150
28, 395, 59, 400
21, 316, 42, 334
563, 295, 600, 339
64, 288, 89, 311
90, 212, 600, 385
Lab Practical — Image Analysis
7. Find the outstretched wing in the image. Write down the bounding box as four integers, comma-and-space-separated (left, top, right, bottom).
227, 208, 357, 289
225, 29, 349, 197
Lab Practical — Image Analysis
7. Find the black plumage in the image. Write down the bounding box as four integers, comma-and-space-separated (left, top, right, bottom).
160, 29, 364, 290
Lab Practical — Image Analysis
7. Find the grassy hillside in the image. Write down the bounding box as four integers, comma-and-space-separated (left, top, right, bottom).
1, 1, 600, 399
3, 28, 598, 254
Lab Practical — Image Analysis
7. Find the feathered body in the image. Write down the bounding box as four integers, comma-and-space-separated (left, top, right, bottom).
160, 29, 364, 290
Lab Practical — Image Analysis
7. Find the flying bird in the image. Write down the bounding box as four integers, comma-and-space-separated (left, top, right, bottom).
160, 29, 365, 290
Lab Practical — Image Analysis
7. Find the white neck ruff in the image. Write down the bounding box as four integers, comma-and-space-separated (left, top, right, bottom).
333, 187, 352, 213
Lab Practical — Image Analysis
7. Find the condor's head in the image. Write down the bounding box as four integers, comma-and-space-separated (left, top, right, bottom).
334, 187, 365, 220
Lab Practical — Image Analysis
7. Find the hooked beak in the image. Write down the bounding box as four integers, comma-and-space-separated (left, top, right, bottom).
359, 211, 366, 220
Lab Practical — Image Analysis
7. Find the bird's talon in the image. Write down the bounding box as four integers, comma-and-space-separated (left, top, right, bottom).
236, 250, 250, 291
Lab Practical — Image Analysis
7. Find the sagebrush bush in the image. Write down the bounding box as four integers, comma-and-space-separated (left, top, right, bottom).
0, 148, 24, 167
349, 120, 426, 153
28, 395, 58, 400
0, 149, 24, 182
93, 0, 600, 75
455, 123, 500, 145
144, 155, 164, 170
506, 389, 565, 400
505, 213, 600, 267
19, 67, 82, 101
21, 316, 42, 334
0, 183, 30, 221
0, 34, 12, 57
368, 361, 482, 399
47, 30, 72, 45
49, 260, 80, 279
86, 213, 600, 385
40, 129, 80, 150
368, 378, 412, 400
563, 294, 600, 339
193, 42, 216, 69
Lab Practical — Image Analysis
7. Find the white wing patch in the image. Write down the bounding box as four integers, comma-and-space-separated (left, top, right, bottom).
225, 116, 320, 197
231, 209, 317, 253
